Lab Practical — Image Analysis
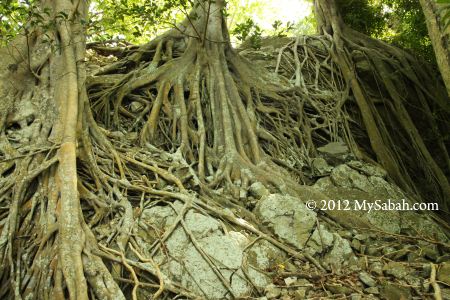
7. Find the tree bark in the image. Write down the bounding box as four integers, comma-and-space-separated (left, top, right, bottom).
0, 0, 126, 298
314, 0, 412, 192
314, 0, 450, 209
419, 0, 450, 97
1, 0, 449, 298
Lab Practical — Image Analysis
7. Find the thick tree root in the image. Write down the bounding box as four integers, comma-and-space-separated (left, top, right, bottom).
1, 0, 449, 298
314, 0, 450, 210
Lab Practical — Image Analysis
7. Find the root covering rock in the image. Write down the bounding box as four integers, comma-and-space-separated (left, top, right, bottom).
314, 161, 448, 240
134, 201, 274, 299
255, 194, 317, 249
1, 0, 449, 297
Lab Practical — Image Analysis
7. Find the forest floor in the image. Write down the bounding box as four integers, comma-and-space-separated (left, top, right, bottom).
79, 37, 450, 299
2, 30, 449, 299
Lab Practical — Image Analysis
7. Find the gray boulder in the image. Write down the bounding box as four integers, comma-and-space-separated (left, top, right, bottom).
133, 201, 283, 299
311, 157, 333, 175
317, 141, 349, 156
313, 162, 449, 241
305, 224, 334, 255
255, 194, 317, 249
322, 233, 356, 271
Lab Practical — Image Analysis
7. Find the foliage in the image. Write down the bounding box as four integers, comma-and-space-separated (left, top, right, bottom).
0, 0, 187, 45
232, 18, 300, 49
87, 0, 188, 43
0, 0, 35, 44
0, 0, 443, 62
293, 10, 317, 36
271, 20, 295, 37
0, 0, 73, 50
383, 0, 434, 62
228, 0, 314, 48
336, 0, 386, 36
336, 0, 437, 62
1, 0, 311, 47
232, 18, 263, 48
437, 0, 450, 30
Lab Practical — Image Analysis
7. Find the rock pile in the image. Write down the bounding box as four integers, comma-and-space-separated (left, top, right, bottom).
115, 142, 450, 299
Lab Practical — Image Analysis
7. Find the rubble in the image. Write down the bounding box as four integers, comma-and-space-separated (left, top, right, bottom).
125, 160, 450, 299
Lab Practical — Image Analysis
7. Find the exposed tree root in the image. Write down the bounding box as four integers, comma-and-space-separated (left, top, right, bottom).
0, 0, 449, 298
314, 0, 450, 210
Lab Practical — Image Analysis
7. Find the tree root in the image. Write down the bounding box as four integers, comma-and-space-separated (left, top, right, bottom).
1, 0, 449, 298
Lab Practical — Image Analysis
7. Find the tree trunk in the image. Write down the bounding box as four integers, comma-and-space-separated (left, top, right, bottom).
314, 0, 413, 192
1, 0, 449, 298
314, 0, 450, 209
0, 0, 319, 297
419, 0, 450, 97
0, 0, 126, 298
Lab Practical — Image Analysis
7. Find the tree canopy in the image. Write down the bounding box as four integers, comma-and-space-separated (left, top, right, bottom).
0, 0, 449, 299
1, 0, 444, 61
335, 0, 439, 62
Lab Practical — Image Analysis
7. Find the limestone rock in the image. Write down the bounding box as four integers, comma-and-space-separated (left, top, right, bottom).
359, 271, 377, 287
246, 268, 271, 289
293, 288, 307, 299
323, 234, 356, 271
249, 182, 269, 199
317, 141, 349, 156
365, 286, 380, 294
284, 276, 297, 286
135, 202, 255, 299
405, 274, 421, 288
325, 284, 353, 295
346, 160, 387, 178
354, 234, 368, 241
380, 282, 411, 300
350, 293, 362, 300
438, 262, 450, 286
245, 240, 284, 288
371, 261, 384, 276
351, 239, 361, 251
311, 157, 333, 175
264, 284, 281, 299
305, 224, 356, 271
441, 288, 450, 300
437, 254, 450, 263
383, 262, 412, 279
422, 245, 439, 261
401, 215, 449, 243
382, 246, 396, 256
255, 194, 317, 249
305, 224, 334, 255
353, 50, 371, 73
129, 101, 144, 112
313, 161, 449, 241
247, 240, 286, 269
